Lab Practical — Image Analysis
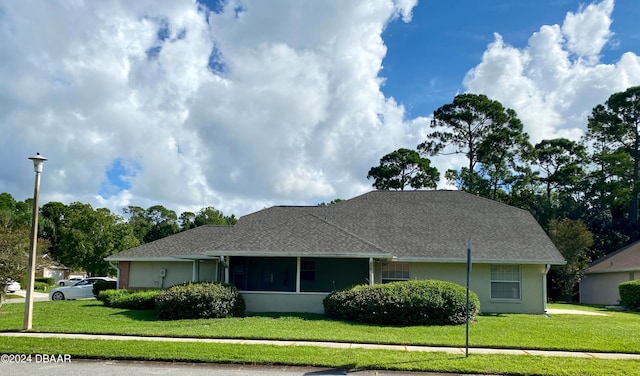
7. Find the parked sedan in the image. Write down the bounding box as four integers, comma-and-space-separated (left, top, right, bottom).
57, 277, 83, 286
49, 277, 116, 300
5, 279, 21, 293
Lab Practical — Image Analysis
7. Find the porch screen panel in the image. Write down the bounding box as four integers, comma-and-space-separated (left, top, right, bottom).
230, 257, 296, 292
300, 257, 368, 292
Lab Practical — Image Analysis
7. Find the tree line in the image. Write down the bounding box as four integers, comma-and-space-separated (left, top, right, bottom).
3, 86, 638, 302
367, 86, 640, 301
0, 193, 236, 281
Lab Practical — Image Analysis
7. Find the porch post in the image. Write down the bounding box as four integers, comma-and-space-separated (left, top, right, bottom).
224, 256, 230, 283
369, 258, 374, 285
296, 257, 301, 292
192, 259, 199, 282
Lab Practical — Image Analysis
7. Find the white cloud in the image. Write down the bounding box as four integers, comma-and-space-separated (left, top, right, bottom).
561, 0, 614, 63
463, 0, 640, 145
3, 0, 639, 220
0, 0, 418, 217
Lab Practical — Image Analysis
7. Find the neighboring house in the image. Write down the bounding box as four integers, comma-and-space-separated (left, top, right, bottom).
35, 255, 69, 283
34, 255, 87, 284
580, 241, 640, 305
107, 190, 565, 314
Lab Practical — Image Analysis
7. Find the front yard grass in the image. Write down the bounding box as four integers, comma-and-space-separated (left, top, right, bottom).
1, 301, 639, 375
1, 336, 639, 376
1, 301, 638, 353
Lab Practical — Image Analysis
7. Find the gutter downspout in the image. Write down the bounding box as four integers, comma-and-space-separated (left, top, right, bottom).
542, 264, 551, 314
108, 261, 120, 290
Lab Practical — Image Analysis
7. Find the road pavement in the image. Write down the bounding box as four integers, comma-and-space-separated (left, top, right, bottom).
0, 359, 495, 376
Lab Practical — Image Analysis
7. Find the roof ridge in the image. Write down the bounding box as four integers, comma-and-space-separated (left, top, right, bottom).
308, 213, 388, 254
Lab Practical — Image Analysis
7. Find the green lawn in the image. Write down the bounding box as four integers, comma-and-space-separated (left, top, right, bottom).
1, 301, 639, 376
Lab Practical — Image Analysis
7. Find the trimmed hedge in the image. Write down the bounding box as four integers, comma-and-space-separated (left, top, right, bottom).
323, 280, 480, 326
34, 281, 51, 292
35, 277, 55, 285
155, 282, 245, 320
98, 289, 160, 310
619, 280, 640, 311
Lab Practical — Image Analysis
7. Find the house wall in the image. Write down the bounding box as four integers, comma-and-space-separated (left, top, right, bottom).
126, 261, 218, 288
376, 262, 547, 314
241, 291, 328, 313
37, 268, 67, 282
580, 271, 638, 305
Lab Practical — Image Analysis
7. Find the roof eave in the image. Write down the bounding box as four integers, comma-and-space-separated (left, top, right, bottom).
392, 257, 566, 265
105, 257, 196, 262
203, 250, 393, 258
586, 267, 640, 274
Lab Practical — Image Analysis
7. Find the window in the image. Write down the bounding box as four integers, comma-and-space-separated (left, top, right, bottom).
301, 260, 315, 281
491, 264, 521, 300
381, 262, 409, 283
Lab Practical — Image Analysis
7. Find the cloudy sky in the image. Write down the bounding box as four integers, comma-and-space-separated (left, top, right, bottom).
1, 0, 639, 218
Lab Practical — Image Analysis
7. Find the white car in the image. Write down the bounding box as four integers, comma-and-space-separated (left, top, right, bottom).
49, 277, 116, 300
57, 277, 83, 286
5, 279, 21, 293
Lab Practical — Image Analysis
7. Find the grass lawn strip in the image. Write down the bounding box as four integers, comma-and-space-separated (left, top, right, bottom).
1, 301, 637, 354
1, 301, 640, 375
0, 336, 639, 376
4, 332, 639, 360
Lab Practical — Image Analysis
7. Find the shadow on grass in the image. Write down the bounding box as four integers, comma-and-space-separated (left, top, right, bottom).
248, 312, 328, 321
109, 309, 158, 322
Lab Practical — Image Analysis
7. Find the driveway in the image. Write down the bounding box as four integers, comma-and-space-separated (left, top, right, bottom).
2, 289, 51, 304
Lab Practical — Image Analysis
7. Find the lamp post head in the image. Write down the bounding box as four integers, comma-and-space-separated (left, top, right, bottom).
28, 152, 47, 173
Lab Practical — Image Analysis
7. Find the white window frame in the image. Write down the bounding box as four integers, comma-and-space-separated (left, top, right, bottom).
381, 262, 409, 283
490, 264, 521, 300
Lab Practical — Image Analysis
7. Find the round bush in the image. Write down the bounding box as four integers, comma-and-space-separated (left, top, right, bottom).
323, 280, 480, 326
155, 282, 245, 320
619, 280, 640, 311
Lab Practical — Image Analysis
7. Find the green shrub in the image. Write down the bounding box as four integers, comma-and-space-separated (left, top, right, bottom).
35, 277, 55, 285
98, 289, 159, 310
155, 282, 245, 320
619, 280, 640, 311
323, 280, 480, 326
92, 280, 117, 297
33, 281, 51, 292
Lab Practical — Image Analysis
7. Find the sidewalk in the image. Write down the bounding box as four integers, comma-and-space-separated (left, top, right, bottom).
1, 332, 639, 360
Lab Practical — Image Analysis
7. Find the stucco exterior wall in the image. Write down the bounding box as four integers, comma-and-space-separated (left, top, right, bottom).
125, 260, 220, 289
124, 259, 548, 314
580, 271, 638, 305
241, 291, 328, 313
377, 262, 547, 314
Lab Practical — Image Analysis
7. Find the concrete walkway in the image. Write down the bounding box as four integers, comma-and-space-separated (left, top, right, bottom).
1, 332, 639, 360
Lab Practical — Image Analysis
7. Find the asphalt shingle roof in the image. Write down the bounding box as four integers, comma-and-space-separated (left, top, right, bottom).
587, 240, 640, 273
108, 190, 564, 264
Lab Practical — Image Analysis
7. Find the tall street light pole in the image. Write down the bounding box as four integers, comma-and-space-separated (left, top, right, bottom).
23, 152, 47, 331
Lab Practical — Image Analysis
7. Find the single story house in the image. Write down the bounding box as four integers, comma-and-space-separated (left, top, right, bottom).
580, 240, 640, 305
107, 190, 565, 314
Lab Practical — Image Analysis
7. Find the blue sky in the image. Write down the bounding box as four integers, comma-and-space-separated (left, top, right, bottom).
380, 0, 640, 118
1, 0, 639, 217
